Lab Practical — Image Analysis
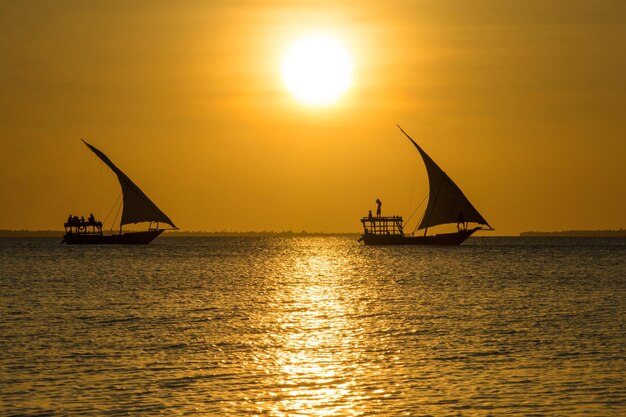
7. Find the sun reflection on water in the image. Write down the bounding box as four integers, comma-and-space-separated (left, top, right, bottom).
4, 238, 624, 415
258, 245, 369, 416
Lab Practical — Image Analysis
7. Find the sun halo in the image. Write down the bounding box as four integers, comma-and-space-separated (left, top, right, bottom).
281, 34, 353, 106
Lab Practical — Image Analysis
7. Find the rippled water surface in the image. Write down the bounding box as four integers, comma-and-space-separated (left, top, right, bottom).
1, 236, 625, 416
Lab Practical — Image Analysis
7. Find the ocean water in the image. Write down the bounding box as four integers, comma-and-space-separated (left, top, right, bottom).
1, 236, 625, 416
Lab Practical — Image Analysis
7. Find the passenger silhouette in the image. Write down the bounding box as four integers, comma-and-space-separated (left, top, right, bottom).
457, 212, 465, 231
376, 199, 382, 217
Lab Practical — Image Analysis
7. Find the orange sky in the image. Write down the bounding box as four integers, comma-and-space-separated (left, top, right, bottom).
1, 1, 625, 235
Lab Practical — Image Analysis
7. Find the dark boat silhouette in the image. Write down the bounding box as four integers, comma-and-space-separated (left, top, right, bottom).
62, 140, 176, 244
359, 126, 493, 245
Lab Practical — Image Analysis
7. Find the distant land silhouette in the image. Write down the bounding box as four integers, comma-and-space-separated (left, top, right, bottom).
3, 229, 625, 238
0, 230, 62, 237
520, 229, 626, 237
0, 230, 358, 238
163, 231, 359, 237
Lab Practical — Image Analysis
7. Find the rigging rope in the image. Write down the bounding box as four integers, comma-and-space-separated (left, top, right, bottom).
111, 199, 123, 232
413, 211, 426, 235
404, 193, 428, 234
102, 192, 122, 228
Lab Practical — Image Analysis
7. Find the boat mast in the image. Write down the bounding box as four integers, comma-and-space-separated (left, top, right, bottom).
397, 125, 444, 237
423, 178, 443, 236
81, 139, 177, 231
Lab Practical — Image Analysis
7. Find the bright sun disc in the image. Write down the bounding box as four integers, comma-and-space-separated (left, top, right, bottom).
281, 35, 353, 106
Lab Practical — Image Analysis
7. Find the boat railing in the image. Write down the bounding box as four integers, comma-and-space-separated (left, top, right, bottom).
361, 215, 405, 236
64, 220, 103, 236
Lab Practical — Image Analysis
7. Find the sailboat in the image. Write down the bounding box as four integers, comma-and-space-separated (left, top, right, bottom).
62, 140, 177, 244
359, 126, 492, 245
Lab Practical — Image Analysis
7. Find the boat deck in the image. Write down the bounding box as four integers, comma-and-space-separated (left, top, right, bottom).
64, 220, 104, 237
360, 215, 405, 236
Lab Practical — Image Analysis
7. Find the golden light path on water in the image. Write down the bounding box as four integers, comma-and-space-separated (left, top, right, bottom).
257, 247, 370, 415
2, 237, 625, 416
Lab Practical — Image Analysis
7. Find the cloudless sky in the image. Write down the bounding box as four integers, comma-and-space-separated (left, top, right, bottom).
1, 1, 625, 235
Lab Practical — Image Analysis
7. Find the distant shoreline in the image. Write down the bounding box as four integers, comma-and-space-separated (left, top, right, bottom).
163, 231, 360, 237
520, 229, 626, 237
0, 230, 359, 238
0, 230, 63, 237
2, 229, 625, 238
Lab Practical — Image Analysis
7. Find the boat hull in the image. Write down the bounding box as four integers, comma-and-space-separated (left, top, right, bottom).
62, 230, 164, 245
360, 228, 479, 246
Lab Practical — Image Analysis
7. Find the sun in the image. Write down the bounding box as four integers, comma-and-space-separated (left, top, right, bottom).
281, 34, 353, 106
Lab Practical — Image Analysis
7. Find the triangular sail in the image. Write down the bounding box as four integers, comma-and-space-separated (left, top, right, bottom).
82, 140, 176, 228
397, 126, 490, 230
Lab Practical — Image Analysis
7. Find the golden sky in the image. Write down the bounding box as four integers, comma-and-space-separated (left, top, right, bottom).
1, 1, 625, 235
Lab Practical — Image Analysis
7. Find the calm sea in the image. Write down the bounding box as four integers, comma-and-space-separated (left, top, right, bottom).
1, 237, 625, 416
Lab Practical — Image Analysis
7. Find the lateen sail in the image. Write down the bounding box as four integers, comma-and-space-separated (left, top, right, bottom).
82, 139, 176, 228
398, 126, 490, 230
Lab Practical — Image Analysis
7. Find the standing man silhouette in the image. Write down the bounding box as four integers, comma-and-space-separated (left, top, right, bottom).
457, 212, 465, 231
376, 198, 382, 217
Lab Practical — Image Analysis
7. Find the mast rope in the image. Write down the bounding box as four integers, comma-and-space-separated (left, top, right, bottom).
413, 210, 426, 235
110, 196, 123, 232
421, 177, 444, 236
404, 193, 428, 233
102, 192, 122, 228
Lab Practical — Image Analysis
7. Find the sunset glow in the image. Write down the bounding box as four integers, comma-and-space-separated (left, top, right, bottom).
0, 2, 624, 235
2, 2, 626, 416
281, 34, 353, 106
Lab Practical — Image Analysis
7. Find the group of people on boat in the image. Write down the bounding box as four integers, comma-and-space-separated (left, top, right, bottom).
65, 213, 102, 230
